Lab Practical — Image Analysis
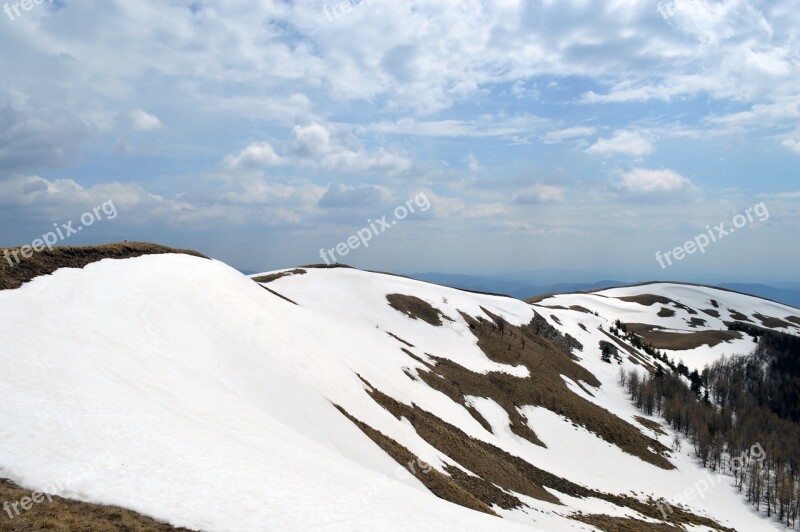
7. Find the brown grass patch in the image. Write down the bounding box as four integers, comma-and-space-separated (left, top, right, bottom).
409, 313, 672, 469
727, 308, 750, 321
571, 513, 683, 531
386, 294, 451, 326
0, 479, 186, 531
657, 307, 675, 318
618, 295, 697, 315
753, 312, 796, 329
0, 242, 206, 291
626, 324, 742, 351
686, 317, 707, 328
786, 316, 800, 327
251, 268, 306, 284
634, 416, 667, 436
333, 404, 497, 515
701, 308, 721, 318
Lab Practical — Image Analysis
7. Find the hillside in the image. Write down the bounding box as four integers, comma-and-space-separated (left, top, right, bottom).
1, 247, 798, 530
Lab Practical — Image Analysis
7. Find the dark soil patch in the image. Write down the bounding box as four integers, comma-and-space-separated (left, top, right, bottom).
657, 307, 675, 318
626, 324, 742, 351
550, 314, 562, 325
251, 268, 306, 283
618, 295, 697, 315
333, 405, 496, 516
727, 308, 750, 321
572, 513, 683, 531
753, 312, 796, 329
259, 285, 298, 305
686, 317, 707, 328
0, 242, 206, 291
701, 309, 721, 318
410, 313, 672, 469
0, 478, 186, 531
350, 383, 722, 529
569, 305, 593, 314
386, 294, 451, 326
786, 316, 800, 327
387, 332, 415, 348
634, 416, 667, 436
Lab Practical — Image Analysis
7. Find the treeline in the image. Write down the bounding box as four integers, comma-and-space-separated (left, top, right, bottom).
619, 325, 800, 529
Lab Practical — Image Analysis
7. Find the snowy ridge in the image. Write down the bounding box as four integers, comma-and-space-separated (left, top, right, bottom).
0, 254, 792, 530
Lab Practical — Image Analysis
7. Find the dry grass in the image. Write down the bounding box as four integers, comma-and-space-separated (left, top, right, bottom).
251, 268, 306, 284
618, 294, 697, 315
753, 312, 797, 330
0, 479, 186, 531
701, 308, 721, 318
0, 242, 205, 291
386, 294, 452, 326
786, 316, 800, 327
657, 307, 676, 318
634, 416, 667, 437
408, 313, 673, 469
626, 323, 742, 351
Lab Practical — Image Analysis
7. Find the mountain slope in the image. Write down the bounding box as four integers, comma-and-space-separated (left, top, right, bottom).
1, 250, 795, 530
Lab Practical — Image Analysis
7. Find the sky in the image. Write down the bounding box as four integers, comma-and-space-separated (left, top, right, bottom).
0, 0, 798, 281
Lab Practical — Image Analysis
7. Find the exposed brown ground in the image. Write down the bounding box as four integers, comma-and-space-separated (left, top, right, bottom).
0, 479, 186, 531
657, 307, 676, 317
727, 309, 750, 321
753, 312, 797, 330
408, 312, 672, 469
251, 268, 306, 284
572, 513, 684, 531
0, 242, 206, 291
618, 295, 697, 315
626, 324, 742, 351
686, 317, 707, 328
635, 416, 667, 437
348, 381, 727, 530
333, 405, 496, 515
386, 294, 452, 326
701, 308, 721, 318
786, 316, 800, 327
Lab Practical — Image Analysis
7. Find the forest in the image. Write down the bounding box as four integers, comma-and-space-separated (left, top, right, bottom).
613, 322, 800, 528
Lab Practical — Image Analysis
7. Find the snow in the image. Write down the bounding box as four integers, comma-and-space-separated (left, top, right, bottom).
0, 256, 789, 530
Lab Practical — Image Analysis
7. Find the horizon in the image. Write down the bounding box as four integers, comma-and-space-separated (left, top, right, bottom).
1, 1, 798, 282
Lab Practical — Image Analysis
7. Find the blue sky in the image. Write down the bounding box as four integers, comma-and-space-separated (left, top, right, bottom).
0, 0, 798, 281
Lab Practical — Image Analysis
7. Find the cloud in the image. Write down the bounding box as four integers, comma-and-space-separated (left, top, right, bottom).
587, 130, 653, 157
318, 183, 388, 208
617, 168, 692, 194
0, 92, 88, 174
222, 142, 287, 170
781, 137, 800, 154
128, 110, 163, 132
514, 185, 566, 204
541, 126, 596, 144
290, 123, 412, 175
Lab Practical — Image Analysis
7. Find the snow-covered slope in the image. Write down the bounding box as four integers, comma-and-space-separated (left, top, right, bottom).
1, 254, 793, 530
536, 283, 800, 372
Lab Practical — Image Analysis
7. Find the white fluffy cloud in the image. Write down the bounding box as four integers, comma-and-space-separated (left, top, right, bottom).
222, 142, 287, 170
128, 110, 162, 132
617, 168, 693, 193
587, 130, 653, 157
